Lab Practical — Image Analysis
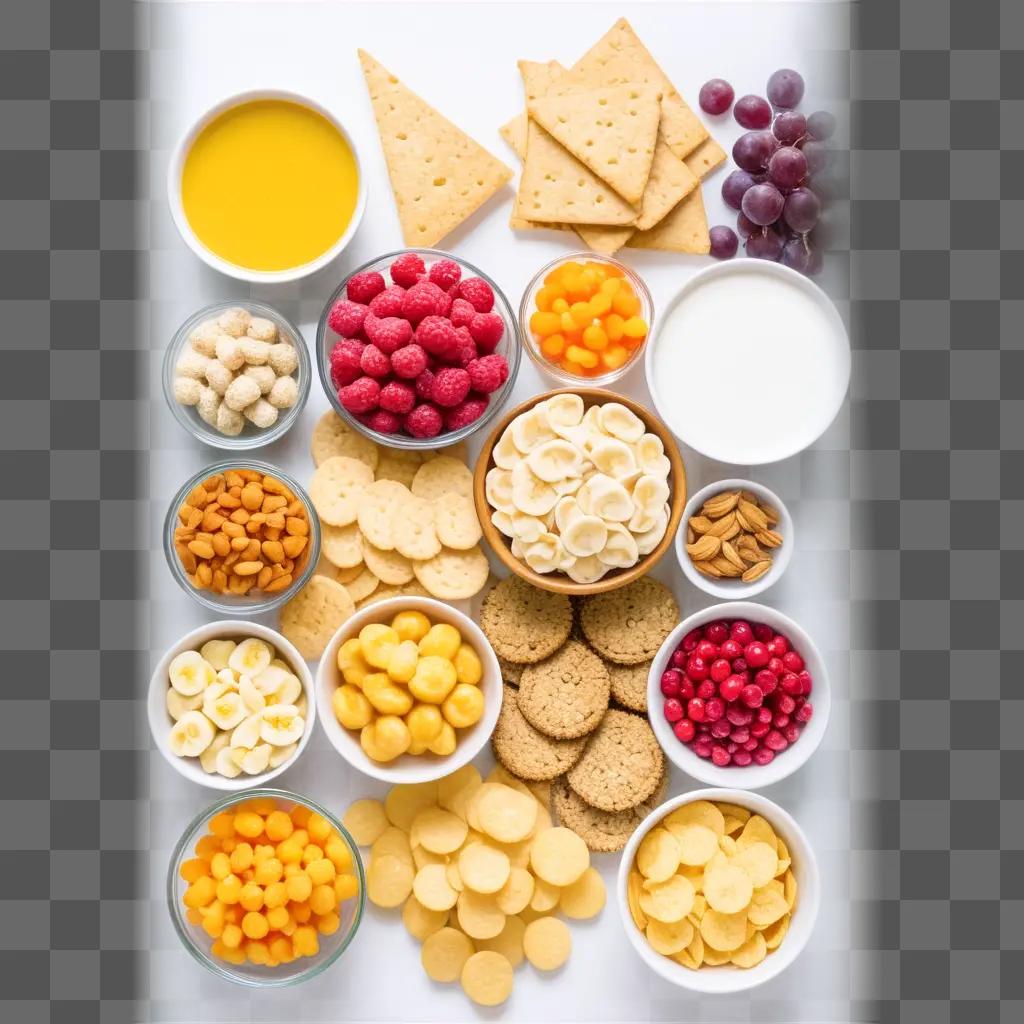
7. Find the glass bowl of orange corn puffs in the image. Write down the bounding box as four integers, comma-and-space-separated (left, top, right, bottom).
519, 253, 654, 387
168, 789, 364, 986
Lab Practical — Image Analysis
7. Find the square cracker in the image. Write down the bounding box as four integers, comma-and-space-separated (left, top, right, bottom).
626, 186, 711, 254
358, 49, 512, 247
684, 137, 728, 179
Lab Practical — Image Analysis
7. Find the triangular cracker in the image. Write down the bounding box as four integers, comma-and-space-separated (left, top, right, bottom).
634, 133, 699, 231
358, 50, 512, 247
527, 83, 661, 205
685, 137, 728, 179
626, 187, 711, 254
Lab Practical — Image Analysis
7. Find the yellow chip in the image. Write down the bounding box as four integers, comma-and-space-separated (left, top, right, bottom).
402, 894, 449, 941
762, 912, 790, 949
636, 828, 680, 882
672, 948, 698, 970
523, 915, 572, 971
412, 844, 446, 870
722, 815, 746, 835
638, 874, 695, 924
731, 930, 767, 969
459, 843, 511, 895
491, 835, 533, 871
645, 916, 694, 956
736, 814, 778, 853
475, 913, 526, 968
627, 870, 648, 930
687, 930, 705, 967
688, 893, 707, 926
776, 837, 792, 875
664, 800, 726, 837
370, 826, 413, 867
385, 781, 439, 832
446, 860, 464, 893
516, 905, 550, 926
421, 926, 475, 982
732, 841, 778, 888
703, 863, 754, 915
718, 834, 738, 856
460, 950, 514, 1007
476, 783, 538, 843
495, 866, 535, 915
366, 853, 414, 908
702, 945, 732, 966
413, 863, 459, 912
784, 869, 798, 909
486, 764, 535, 798
438, 764, 482, 822
342, 798, 389, 846
700, 908, 748, 952
676, 824, 719, 867
558, 866, 606, 920
411, 806, 468, 855
747, 884, 789, 928
529, 877, 560, 913
530, 826, 589, 887
715, 801, 751, 826
679, 865, 704, 893
456, 888, 506, 939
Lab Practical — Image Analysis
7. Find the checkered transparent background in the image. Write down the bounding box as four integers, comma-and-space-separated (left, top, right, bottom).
1, 0, 1020, 1020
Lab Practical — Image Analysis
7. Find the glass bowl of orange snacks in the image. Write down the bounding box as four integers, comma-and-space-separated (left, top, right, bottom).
520, 253, 653, 386
168, 789, 365, 987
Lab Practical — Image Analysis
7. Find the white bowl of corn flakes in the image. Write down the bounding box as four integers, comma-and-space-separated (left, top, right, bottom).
616, 788, 820, 994
314, 597, 502, 784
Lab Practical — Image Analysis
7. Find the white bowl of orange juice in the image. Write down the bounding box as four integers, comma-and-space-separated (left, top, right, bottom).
167, 89, 367, 284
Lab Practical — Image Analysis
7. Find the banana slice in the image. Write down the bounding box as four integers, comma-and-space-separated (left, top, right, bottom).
241, 743, 273, 775
272, 673, 303, 707
216, 667, 239, 689
259, 704, 305, 746
239, 674, 266, 713
510, 406, 557, 453
522, 532, 565, 575
628, 505, 659, 534
231, 712, 262, 750
545, 392, 585, 430
510, 461, 558, 516
578, 474, 633, 522
526, 439, 583, 483
166, 687, 203, 722
269, 742, 298, 769
597, 523, 640, 568
200, 639, 237, 672
491, 509, 514, 537
633, 474, 671, 515
598, 402, 645, 443
228, 638, 273, 678
634, 507, 670, 555
252, 664, 290, 696
168, 651, 215, 697
492, 428, 521, 470
510, 512, 546, 544
590, 438, 637, 479
510, 537, 524, 559
294, 694, 308, 718
552, 474, 584, 496
203, 684, 247, 731
485, 467, 516, 514
199, 731, 230, 774
635, 433, 672, 476
169, 710, 216, 757
566, 555, 610, 584
554, 496, 583, 534
561, 514, 609, 558
215, 745, 243, 778
581, 405, 608, 436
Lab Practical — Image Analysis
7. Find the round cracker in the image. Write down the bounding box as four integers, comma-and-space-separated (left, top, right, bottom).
579, 578, 679, 665
411, 806, 468, 855
494, 866, 534, 915
413, 863, 458, 912
606, 659, 651, 713
334, 562, 364, 584
357, 479, 412, 551
342, 798, 388, 846
517, 641, 609, 740
434, 492, 483, 550
492, 684, 586, 782
530, 826, 589, 887
474, 914, 525, 968
551, 772, 666, 854
479, 577, 572, 665
427, 440, 469, 463
460, 950, 513, 1007
475, 784, 538, 843
375, 448, 423, 488
456, 889, 505, 940
279, 574, 355, 660
402, 894, 448, 942
364, 542, 415, 585
411, 456, 473, 501
311, 411, 380, 470
343, 566, 379, 603
458, 842, 511, 895
413, 546, 490, 600
366, 853, 414, 908
321, 522, 363, 568
523, 916, 571, 971
421, 926, 474, 982
393, 495, 441, 561
309, 456, 374, 527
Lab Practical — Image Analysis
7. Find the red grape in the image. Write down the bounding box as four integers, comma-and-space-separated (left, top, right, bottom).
699, 78, 734, 115
741, 182, 784, 226
803, 140, 830, 175
773, 110, 807, 145
732, 131, 777, 173
734, 94, 772, 130
768, 146, 807, 190
807, 110, 836, 140
767, 68, 804, 109
709, 226, 738, 259
781, 236, 822, 276
745, 228, 784, 261
721, 168, 757, 210
782, 187, 821, 233
736, 211, 758, 237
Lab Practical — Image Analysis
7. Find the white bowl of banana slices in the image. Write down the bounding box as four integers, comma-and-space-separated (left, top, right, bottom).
148, 620, 315, 790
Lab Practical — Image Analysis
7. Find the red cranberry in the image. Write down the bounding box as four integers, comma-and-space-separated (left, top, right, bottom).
768, 635, 789, 656
754, 670, 778, 695
767, 656, 785, 676
679, 678, 695, 701
687, 697, 706, 722
721, 638, 743, 660
756, 706, 773, 724
696, 640, 719, 661
730, 727, 750, 744
781, 673, 802, 696
720, 675, 745, 702
753, 623, 773, 643
740, 684, 764, 708
687, 655, 710, 682
732, 658, 748, 674
776, 693, 796, 715
704, 621, 729, 644
745, 641, 770, 668
782, 650, 804, 673
784, 723, 801, 744
798, 670, 813, 695
743, 736, 759, 751
705, 697, 725, 722
683, 628, 702, 651
674, 718, 696, 742
751, 720, 771, 738
710, 658, 732, 684
726, 741, 738, 754
773, 712, 791, 729
795, 702, 814, 723
663, 698, 684, 723
694, 741, 713, 759
764, 729, 788, 752
671, 649, 688, 669
733, 750, 753, 766
730, 621, 754, 645
711, 718, 732, 739
726, 705, 753, 727
660, 669, 683, 697
696, 680, 716, 700
753, 747, 775, 765
711, 746, 732, 767
697, 720, 711, 734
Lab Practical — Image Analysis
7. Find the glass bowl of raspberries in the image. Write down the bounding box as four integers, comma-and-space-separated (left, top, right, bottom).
317, 249, 521, 449
646, 603, 831, 789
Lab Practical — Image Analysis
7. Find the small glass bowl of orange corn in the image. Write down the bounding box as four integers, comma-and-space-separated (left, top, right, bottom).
519, 252, 653, 386
168, 789, 364, 987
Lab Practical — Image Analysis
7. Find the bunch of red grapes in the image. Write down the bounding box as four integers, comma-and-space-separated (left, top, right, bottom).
698, 69, 836, 274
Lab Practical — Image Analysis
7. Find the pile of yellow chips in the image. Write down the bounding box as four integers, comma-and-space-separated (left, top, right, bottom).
627, 799, 796, 970
343, 765, 606, 1006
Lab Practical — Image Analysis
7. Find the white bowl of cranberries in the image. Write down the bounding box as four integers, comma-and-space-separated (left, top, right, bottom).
646, 602, 830, 789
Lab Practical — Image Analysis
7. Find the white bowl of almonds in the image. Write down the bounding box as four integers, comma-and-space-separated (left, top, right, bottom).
675, 479, 793, 600
148, 620, 315, 790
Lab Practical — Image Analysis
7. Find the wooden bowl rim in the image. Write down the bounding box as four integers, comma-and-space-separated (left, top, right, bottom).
473, 387, 687, 596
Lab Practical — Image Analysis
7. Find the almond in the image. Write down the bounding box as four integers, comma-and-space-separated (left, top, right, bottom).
702, 490, 739, 518
741, 560, 771, 583
721, 541, 745, 571
755, 529, 783, 549
737, 498, 768, 532
686, 534, 721, 561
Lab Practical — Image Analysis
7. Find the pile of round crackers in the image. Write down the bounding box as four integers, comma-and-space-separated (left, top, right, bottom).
481, 575, 680, 852
279, 414, 491, 660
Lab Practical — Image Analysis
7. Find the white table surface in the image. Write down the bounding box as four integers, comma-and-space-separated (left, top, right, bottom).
144, 3, 855, 1020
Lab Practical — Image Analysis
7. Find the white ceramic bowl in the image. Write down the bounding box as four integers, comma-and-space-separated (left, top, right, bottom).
617, 788, 821, 994
676, 479, 794, 600
166, 88, 367, 284
647, 602, 830, 789
315, 597, 503, 784
147, 620, 316, 790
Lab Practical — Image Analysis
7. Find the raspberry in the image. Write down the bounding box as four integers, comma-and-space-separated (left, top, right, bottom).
458, 277, 495, 313
405, 403, 443, 438
364, 314, 412, 354
431, 367, 471, 408
449, 298, 477, 329
378, 379, 416, 415
390, 343, 428, 379
389, 252, 426, 288
402, 281, 448, 324
414, 369, 436, 401
345, 270, 386, 305
444, 395, 489, 431
359, 344, 391, 378
338, 376, 380, 414
361, 408, 402, 434
467, 354, 509, 394
415, 315, 460, 360
368, 284, 406, 318
428, 259, 462, 291
453, 326, 478, 367
468, 311, 504, 353
435, 287, 453, 319
327, 299, 368, 338
329, 338, 365, 387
